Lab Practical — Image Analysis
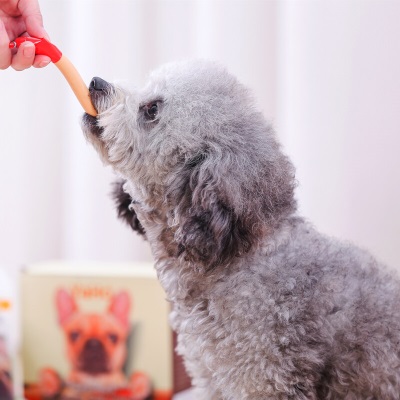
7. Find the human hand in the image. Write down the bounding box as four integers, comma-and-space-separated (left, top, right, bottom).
0, 0, 51, 70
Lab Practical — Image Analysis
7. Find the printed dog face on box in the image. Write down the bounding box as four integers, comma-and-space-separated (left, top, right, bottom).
56, 289, 130, 382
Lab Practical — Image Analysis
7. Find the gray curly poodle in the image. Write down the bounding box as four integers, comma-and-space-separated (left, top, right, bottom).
82, 60, 400, 399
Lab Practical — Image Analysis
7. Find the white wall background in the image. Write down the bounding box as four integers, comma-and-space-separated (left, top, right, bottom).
0, 0, 399, 270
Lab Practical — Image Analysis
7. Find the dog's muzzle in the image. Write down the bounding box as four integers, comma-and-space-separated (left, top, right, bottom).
79, 338, 109, 374
89, 76, 110, 92
82, 76, 113, 137
88, 76, 112, 106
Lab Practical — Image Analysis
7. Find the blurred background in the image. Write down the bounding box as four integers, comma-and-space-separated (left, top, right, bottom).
0, 0, 399, 270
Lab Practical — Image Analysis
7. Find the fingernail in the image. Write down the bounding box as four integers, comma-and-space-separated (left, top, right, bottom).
38, 60, 50, 68
22, 42, 35, 58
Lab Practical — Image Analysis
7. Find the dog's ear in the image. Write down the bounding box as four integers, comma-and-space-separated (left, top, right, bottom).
56, 289, 78, 326
109, 291, 130, 328
168, 152, 258, 271
112, 180, 146, 236
168, 141, 296, 271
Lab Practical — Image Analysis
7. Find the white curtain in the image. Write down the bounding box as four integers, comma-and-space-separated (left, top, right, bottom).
0, 0, 399, 270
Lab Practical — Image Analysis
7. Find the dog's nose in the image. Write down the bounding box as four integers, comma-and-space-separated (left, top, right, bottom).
85, 338, 103, 349
90, 77, 109, 91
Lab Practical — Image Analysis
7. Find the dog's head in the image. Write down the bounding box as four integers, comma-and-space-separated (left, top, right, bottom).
56, 289, 130, 376
82, 60, 296, 270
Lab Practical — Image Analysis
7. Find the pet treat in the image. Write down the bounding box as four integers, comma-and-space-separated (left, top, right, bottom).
9, 37, 97, 117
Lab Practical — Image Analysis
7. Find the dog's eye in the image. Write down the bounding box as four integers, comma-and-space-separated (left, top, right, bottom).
69, 331, 80, 343
108, 333, 119, 344
142, 101, 160, 121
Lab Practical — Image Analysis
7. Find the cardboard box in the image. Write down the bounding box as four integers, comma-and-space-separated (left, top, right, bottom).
20, 261, 191, 400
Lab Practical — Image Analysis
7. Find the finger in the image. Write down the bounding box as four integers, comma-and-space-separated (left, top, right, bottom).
17, 33, 51, 68
11, 40, 35, 71
33, 54, 51, 69
0, 20, 11, 70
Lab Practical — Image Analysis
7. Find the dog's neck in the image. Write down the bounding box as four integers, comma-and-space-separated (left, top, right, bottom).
127, 179, 301, 301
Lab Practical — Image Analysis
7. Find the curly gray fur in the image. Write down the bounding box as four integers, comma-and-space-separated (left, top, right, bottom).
82, 60, 400, 399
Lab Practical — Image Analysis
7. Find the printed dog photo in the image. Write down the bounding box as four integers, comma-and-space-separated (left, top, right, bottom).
82, 60, 400, 399
38, 289, 152, 400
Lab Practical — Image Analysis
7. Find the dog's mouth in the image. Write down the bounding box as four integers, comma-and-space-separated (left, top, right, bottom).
82, 77, 115, 137
82, 113, 103, 137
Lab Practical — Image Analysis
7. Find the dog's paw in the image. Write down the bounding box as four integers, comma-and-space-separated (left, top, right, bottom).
129, 371, 153, 400
38, 367, 63, 398
112, 179, 146, 236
